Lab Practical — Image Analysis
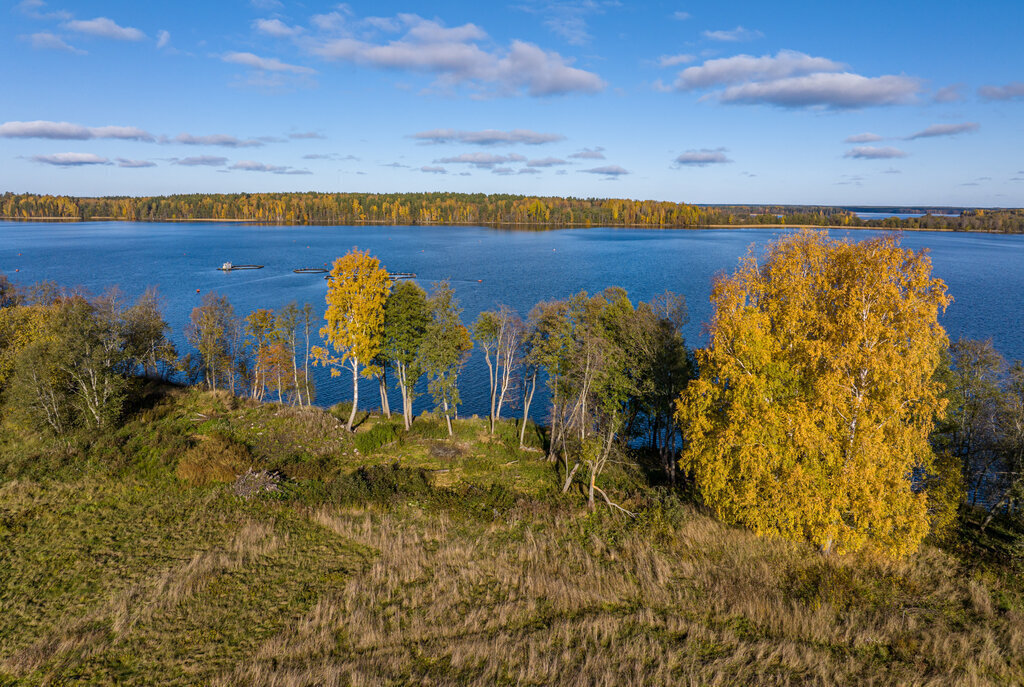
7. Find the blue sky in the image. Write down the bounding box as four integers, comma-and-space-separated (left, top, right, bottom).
2, 0, 1023, 206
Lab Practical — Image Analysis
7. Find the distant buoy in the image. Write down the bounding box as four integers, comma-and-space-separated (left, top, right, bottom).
477, 279, 482, 282
196, 288, 200, 293
14, 269, 18, 272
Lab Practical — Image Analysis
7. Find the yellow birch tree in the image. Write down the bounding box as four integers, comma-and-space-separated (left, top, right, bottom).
676, 230, 951, 557
312, 248, 391, 431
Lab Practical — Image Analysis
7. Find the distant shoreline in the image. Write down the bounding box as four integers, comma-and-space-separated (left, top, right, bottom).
0, 217, 993, 233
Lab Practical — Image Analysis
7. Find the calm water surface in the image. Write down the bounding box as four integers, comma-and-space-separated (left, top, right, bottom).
2, 222, 1022, 416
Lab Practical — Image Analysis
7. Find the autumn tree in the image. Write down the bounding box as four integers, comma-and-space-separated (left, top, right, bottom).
473, 305, 523, 434
312, 249, 391, 431
185, 292, 239, 392
382, 281, 430, 430
676, 231, 951, 557
418, 281, 472, 437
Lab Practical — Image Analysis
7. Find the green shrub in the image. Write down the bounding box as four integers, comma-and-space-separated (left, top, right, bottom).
354, 422, 400, 455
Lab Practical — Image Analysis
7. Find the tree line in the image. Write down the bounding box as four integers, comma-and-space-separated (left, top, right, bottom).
2, 231, 1023, 557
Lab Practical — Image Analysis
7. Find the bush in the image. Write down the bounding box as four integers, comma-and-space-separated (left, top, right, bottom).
175, 434, 251, 485
354, 422, 400, 455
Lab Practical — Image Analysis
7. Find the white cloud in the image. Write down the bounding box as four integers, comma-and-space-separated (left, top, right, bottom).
230, 160, 310, 174
289, 131, 325, 139
844, 146, 908, 160
492, 166, 515, 175
673, 50, 921, 108
156, 30, 171, 49
526, 157, 569, 167
719, 72, 921, 108
116, 158, 157, 168
0, 120, 153, 141
27, 32, 85, 54
31, 152, 111, 166
675, 50, 844, 90
170, 133, 265, 148
305, 14, 605, 97
844, 132, 883, 143
420, 165, 447, 174
672, 11, 691, 20
579, 165, 629, 176
63, 17, 146, 41
253, 18, 304, 38
411, 128, 564, 145
173, 156, 228, 166
905, 122, 978, 140
223, 52, 316, 74
16, 0, 71, 21
703, 26, 763, 42
658, 53, 695, 68
674, 148, 732, 166
568, 147, 605, 159
518, 167, 542, 174
978, 81, 1024, 101
435, 152, 527, 168
932, 83, 964, 103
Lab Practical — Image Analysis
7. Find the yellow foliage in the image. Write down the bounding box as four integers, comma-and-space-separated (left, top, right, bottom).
676, 230, 951, 557
316, 249, 391, 372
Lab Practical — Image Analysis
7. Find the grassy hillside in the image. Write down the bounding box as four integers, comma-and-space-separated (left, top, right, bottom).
2, 385, 1023, 685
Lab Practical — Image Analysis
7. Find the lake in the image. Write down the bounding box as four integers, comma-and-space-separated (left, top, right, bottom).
2, 222, 1023, 417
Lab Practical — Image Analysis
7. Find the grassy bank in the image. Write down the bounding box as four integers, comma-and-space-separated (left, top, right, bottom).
1, 385, 1023, 685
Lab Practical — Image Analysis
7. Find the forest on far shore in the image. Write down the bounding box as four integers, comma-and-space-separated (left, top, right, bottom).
3, 191, 1024, 232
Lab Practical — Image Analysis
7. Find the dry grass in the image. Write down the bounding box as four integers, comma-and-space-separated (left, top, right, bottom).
211, 505, 1024, 686
3, 387, 1023, 685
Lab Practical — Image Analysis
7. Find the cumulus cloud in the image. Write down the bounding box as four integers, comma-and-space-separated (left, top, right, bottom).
978, 81, 1024, 101
843, 146, 907, 160
905, 122, 979, 140
844, 132, 883, 143
703, 26, 763, 42
411, 128, 564, 145
420, 165, 447, 174
173, 156, 228, 166
435, 152, 527, 168
674, 148, 732, 167
0, 120, 154, 141
31, 152, 111, 166
569, 147, 605, 159
116, 158, 157, 168
719, 72, 921, 108
156, 30, 171, 49
170, 133, 265, 148
230, 160, 312, 174
254, 18, 304, 38
675, 50, 844, 90
579, 165, 629, 176
223, 52, 316, 74
933, 83, 964, 103
63, 17, 145, 41
674, 50, 921, 108
304, 14, 605, 97
526, 157, 569, 167
27, 32, 85, 54
492, 167, 515, 175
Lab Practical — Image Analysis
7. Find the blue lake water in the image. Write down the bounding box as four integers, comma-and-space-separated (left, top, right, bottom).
2, 222, 1023, 417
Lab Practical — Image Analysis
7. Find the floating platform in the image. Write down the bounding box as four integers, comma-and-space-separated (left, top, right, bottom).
293, 267, 329, 274
217, 264, 263, 271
